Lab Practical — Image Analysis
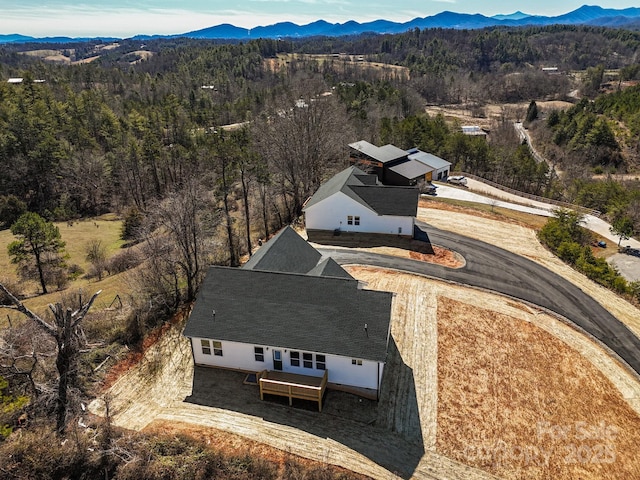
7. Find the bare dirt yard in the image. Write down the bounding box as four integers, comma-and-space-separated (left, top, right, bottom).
90, 204, 640, 479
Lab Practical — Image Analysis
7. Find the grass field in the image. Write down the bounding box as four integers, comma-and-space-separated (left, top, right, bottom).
0, 214, 127, 315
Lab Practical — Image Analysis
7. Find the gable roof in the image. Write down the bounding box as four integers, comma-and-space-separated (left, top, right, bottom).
303, 166, 418, 218
243, 226, 321, 274
349, 140, 407, 164
408, 150, 451, 170
183, 266, 392, 362
307, 257, 354, 279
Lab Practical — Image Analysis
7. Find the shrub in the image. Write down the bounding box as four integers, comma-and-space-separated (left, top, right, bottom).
556, 241, 582, 264
67, 263, 84, 281
106, 248, 142, 275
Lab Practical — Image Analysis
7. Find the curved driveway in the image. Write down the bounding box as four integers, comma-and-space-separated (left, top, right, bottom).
318, 224, 640, 376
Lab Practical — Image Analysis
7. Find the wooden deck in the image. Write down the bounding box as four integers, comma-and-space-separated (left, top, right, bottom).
258, 370, 328, 412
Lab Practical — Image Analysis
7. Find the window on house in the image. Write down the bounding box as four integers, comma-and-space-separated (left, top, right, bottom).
347, 215, 353, 225
290, 351, 300, 367
213, 340, 223, 356
254, 346, 264, 362
201, 339, 211, 355
354, 216, 360, 225
351, 358, 363, 366
316, 354, 326, 370
303, 352, 313, 368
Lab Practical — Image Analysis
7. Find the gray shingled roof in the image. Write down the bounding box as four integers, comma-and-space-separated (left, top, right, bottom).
183, 266, 392, 362
408, 150, 451, 170
243, 226, 321, 274
349, 185, 418, 217
387, 158, 433, 180
349, 140, 407, 164
303, 166, 418, 217
307, 257, 354, 279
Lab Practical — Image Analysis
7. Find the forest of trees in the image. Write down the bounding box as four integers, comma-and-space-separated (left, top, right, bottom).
1, 24, 640, 470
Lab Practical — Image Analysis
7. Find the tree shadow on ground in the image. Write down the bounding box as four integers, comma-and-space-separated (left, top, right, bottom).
185, 338, 424, 478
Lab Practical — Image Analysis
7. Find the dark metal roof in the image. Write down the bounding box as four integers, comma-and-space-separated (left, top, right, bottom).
243, 226, 321, 274
183, 266, 392, 362
387, 159, 433, 180
349, 140, 407, 164
303, 166, 418, 217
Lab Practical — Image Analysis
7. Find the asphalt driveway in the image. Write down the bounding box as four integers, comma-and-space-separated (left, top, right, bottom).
318, 223, 640, 376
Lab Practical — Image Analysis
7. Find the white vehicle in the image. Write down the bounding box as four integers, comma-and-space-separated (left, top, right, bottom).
447, 175, 468, 186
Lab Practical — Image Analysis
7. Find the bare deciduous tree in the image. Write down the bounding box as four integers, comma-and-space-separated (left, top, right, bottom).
86, 239, 108, 281
253, 85, 354, 219
134, 179, 212, 315
0, 283, 100, 434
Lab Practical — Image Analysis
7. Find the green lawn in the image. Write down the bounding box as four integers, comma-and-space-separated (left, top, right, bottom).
0, 215, 128, 315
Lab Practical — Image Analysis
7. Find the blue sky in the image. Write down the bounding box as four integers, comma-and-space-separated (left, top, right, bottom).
2, 1, 638, 38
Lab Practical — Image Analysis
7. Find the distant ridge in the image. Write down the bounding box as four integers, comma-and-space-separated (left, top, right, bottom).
2, 5, 640, 44
491, 11, 531, 21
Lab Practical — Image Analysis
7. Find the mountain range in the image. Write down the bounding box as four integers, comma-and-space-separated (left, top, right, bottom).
2, 5, 640, 44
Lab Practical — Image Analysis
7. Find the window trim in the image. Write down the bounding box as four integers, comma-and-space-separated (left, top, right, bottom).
303, 352, 313, 369
316, 354, 326, 370
354, 216, 360, 226
254, 346, 264, 362
201, 339, 211, 355
351, 358, 363, 366
347, 215, 353, 225
212, 340, 223, 356
290, 351, 300, 367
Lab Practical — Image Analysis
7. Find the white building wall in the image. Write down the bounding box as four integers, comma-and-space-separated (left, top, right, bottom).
433, 166, 450, 181
305, 192, 413, 236
190, 337, 383, 391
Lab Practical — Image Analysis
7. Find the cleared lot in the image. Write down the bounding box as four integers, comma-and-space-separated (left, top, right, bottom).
91, 260, 640, 479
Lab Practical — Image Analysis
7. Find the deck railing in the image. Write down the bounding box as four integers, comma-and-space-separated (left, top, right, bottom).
258, 370, 328, 412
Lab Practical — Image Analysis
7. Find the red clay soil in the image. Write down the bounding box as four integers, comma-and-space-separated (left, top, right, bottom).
409, 245, 464, 268
101, 309, 189, 390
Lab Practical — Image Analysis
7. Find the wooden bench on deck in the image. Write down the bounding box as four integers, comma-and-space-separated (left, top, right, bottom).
258, 369, 328, 412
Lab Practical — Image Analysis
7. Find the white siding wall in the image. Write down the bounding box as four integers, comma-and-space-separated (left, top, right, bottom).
305, 192, 413, 236
190, 337, 382, 390
434, 166, 450, 181
192, 338, 266, 372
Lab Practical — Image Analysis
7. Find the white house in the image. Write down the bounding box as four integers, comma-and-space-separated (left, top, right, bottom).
303, 166, 418, 237
183, 226, 394, 403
